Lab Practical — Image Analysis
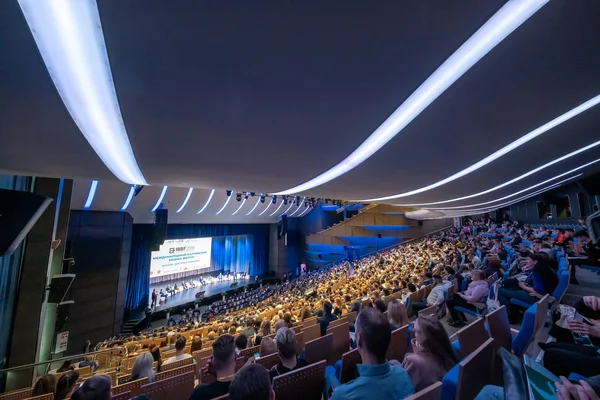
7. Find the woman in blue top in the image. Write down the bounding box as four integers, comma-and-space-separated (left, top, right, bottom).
498, 254, 558, 322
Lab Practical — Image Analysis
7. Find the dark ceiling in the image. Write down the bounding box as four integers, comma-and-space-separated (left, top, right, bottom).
1, 0, 600, 219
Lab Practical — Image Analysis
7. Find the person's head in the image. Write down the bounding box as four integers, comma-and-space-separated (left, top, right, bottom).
175, 336, 186, 352
70, 375, 112, 400
425, 272, 433, 280
413, 316, 458, 371
374, 299, 387, 314
275, 327, 297, 361
235, 334, 248, 350
300, 307, 312, 321
191, 337, 202, 353
229, 325, 237, 335
387, 299, 409, 327
131, 352, 155, 382
432, 274, 443, 287
355, 307, 391, 364
260, 320, 271, 336
445, 267, 456, 276
283, 313, 292, 325
253, 318, 262, 330
55, 370, 80, 400
323, 301, 333, 315
211, 335, 236, 373
471, 270, 485, 281
229, 364, 274, 400
33, 374, 57, 396
259, 337, 277, 357
150, 346, 161, 363
273, 319, 286, 332
246, 317, 254, 328
393, 280, 399, 288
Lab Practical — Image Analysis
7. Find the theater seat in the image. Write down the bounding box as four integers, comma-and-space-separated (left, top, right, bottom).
511, 303, 536, 357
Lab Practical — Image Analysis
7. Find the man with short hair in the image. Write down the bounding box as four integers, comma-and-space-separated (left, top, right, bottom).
189, 335, 236, 400
317, 301, 338, 336
163, 336, 192, 365
241, 317, 257, 338
235, 334, 248, 356
229, 364, 274, 400
270, 327, 307, 380
391, 280, 401, 293
327, 308, 413, 399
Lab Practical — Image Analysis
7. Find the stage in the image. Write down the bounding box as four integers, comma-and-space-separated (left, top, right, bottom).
150, 275, 254, 311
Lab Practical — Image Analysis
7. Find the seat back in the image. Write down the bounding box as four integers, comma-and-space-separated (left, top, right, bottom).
512, 303, 537, 357
192, 348, 212, 369
551, 271, 569, 306
240, 345, 260, 358
386, 324, 409, 363
405, 381, 442, 400
304, 333, 333, 365
302, 324, 321, 345
302, 317, 317, 329
418, 305, 438, 318
455, 318, 488, 359
112, 377, 148, 397
255, 352, 280, 370
328, 317, 347, 329
272, 360, 326, 400
326, 323, 350, 365
155, 363, 195, 381
340, 348, 362, 384
117, 374, 131, 385
235, 357, 246, 372
0, 387, 33, 400
456, 338, 495, 400
346, 311, 358, 324
110, 391, 131, 400
160, 356, 194, 371
296, 332, 304, 356
486, 306, 511, 352
23, 395, 52, 400
533, 294, 550, 346
140, 371, 194, 400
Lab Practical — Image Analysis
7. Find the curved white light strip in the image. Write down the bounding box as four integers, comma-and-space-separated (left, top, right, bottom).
258, 201, 273, 216
151, 186, 168, 212
273, 0, 548, 196
83, 180, 98, 209
280, 202, 296, 216
121, 186, 136, 211
246, 197, 262, 216
176, 188, 194, 213
395, 139, 600, 207
232, 198, 247, 216
423, 159, 600, 210
297, 205, 311, 217
215, 193, 233, 215
18, 0, 147, 185
439, 174, 582, 216
197, 189, 215, 214
361, 94, 600, 202
288, 198, 306, 217
269, 201, 285, 217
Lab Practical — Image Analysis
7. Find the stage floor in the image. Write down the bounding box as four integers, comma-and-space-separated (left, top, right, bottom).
150, 277, 252, 311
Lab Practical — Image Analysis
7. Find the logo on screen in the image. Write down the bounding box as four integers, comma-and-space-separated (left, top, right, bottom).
169, 248, 175, 254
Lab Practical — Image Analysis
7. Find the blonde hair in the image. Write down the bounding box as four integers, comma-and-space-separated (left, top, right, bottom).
387, 300, 409, 327
259, 337, 277, 357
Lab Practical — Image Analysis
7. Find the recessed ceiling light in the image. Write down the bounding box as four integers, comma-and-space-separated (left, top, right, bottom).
18, 0, 147, 185
273, 0, 548, 195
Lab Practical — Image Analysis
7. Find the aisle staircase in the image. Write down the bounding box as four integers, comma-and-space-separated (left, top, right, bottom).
305, 204, 452, 266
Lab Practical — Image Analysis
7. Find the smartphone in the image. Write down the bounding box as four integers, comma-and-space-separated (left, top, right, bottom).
254, 353, 260, 359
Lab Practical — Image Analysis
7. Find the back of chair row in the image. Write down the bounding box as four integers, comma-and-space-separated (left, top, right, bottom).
141, 371, 194, 400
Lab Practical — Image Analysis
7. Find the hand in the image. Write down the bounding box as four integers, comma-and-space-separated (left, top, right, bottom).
244, 356, 256, 366
568, 321, 600, 338
556, 376, 600, 400
583, 296, 600, 311
518, 281, 531, 291
529, 292, 542, 298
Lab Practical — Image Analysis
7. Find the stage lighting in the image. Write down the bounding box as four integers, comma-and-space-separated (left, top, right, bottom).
260, 195, 265, 203
325, 199, 331, 204
244, 193, 249, 200
226, 190, 232, 197
250, 192, 256, 197
133, 184, 144, 197
236, 193, 242, 202
283, 196, 288, 205
304, 202, 308, 207
272, 195, 277, 204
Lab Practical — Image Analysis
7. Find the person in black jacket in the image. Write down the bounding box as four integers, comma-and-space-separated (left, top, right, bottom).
317, 301, 338, 336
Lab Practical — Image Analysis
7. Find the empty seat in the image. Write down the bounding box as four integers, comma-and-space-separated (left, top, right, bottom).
272, 360, 326, 400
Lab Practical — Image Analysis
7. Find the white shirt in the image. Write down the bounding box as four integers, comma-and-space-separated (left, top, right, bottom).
162, 353, 192, 365
427, 285, 446, 307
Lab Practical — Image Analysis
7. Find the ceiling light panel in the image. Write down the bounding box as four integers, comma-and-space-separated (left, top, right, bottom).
197, 189, 215, 214
176, 188, 194, 213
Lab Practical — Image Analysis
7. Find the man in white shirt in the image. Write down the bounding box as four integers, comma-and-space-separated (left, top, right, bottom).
411, 275, 448, 313
162, 336, 192, 365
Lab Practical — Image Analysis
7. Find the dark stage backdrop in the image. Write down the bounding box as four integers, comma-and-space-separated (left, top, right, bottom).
125, 224, 270, 311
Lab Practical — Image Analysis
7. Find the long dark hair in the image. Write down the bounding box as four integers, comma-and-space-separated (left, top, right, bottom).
55, 370, 79, 400
416, 316, 459, 371
531, 254, 558, 294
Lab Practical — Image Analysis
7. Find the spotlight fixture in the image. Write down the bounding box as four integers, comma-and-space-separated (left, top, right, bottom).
282, 196, 288, 205
272, 195, 277, 204
244, 193, 249, 200
226, 190, 232, 197
250, 192, 256, 197
236, 193, 242, 202
260, 194, 266, 203
325, 199, 331, 204
133, 184, 144, 197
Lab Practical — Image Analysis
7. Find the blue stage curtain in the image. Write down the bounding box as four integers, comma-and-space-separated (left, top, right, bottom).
125, 223, 270, 311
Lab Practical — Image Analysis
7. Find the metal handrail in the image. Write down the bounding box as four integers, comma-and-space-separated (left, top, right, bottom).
0, 346, 126, 375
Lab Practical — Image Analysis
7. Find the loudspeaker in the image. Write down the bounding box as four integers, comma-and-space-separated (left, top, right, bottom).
277, 214, 288, 240
55, 300, 74, 332
151, 209, 168, 251
48, 274, 76, 303
377, 233, 382, 239
0, 188, 53, 256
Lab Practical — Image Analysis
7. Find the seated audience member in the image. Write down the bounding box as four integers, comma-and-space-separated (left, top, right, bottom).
575, 295, 600, 320
229, 364, 274, 400
402, 316, 459, 391
55, 370, 80, 400
191, 337, 203, 353
255, 320, 271, 346
273, 319, 287, 333
131, 352, 156, 383
259, 337, 277, 357
32, 374, 57, 396
419, 272, 433, 288
300, 307, 312, 321
411, 275, 446, 313
241, 317, 257, 338
189, 335, 236, 400
163, 334, 177, 351
269, 327, 307, 380
387, 299, 409, 331
150, 346, 162, 372
235, 334, 248, 355
163, 336, 192, 365
328, 308, 414, 399
498, 254, 558, 322
71, 375, 112, 400
374, 299, 387, 314
446, 270, 489, 327
318, 301, 338, 336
